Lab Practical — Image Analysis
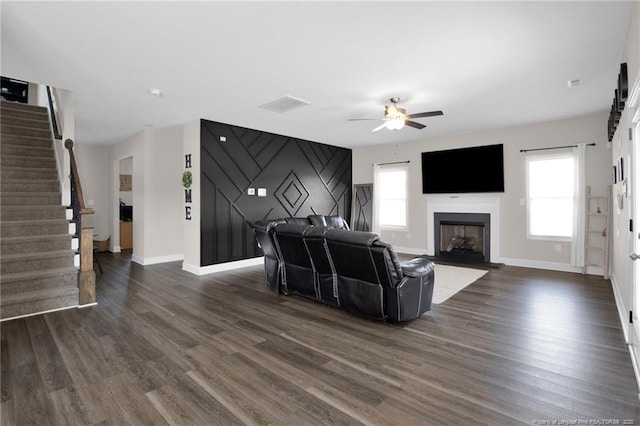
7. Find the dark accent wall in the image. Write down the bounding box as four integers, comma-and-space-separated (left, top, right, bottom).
200, 119, 352, 266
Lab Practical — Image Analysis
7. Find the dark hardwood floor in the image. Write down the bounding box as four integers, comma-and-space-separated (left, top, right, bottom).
2, 252, 639, 425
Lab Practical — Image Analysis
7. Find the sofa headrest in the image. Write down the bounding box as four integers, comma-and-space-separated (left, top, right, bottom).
325, 228, 379, 246
303, 225, 331, 238
307, 215, 326, 227
252, 219, 285, 232
274, 223, 309, 236
284, 217, 311, 226
324, 215, 349, 230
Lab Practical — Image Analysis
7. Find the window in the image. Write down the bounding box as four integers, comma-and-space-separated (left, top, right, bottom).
526, 153, 576, 240
375, 164, 408, 230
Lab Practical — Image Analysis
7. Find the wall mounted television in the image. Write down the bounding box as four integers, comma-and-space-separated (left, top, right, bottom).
421, 144, 504, 194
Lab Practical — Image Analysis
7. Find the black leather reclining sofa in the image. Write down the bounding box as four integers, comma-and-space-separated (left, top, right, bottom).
251, 215, 435, 321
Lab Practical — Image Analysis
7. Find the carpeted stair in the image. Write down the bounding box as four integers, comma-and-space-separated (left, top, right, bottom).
1, 100, 78, 320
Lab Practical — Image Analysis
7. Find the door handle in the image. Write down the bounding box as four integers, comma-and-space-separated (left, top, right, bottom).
631, 253, 640, 261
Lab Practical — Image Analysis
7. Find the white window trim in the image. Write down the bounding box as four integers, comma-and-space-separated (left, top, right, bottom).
525, 151, 576, 242
374, 163, 409, 232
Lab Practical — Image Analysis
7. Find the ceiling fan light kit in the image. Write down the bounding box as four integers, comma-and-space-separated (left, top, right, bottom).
349, 97, 443, 132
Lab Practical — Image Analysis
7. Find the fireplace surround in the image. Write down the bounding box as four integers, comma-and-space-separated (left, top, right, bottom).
425, 195, 500, 264
434, 212, 491, 263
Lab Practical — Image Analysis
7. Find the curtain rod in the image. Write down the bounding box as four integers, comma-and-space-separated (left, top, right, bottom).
375, 160, 410, 166
520, 143, 596, 153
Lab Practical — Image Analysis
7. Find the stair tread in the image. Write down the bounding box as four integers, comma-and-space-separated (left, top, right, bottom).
0, 192, 61, 197
1, 218, 69, 225
2, 178, 59, 183
1, 286, 79, 306
0, 133, 51, 141
1, 249, 75, 262
1, 234, 71, 242
0, 101, 48, 112
1, 266, 77, 282
2, 204, 66, 209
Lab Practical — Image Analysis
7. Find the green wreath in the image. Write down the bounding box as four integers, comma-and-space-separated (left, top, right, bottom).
182, 171, 192, 188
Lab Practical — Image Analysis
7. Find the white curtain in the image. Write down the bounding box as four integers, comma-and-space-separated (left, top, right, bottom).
572, 143, 587, 267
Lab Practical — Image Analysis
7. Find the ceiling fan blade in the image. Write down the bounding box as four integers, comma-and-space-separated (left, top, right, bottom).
371, 122, 388, 132
406, 111, 444, 119
405, 120, 426, 129
349, 118, 383, 121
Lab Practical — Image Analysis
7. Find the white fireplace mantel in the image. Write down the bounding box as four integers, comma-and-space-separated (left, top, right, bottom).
425, 195, 501, 263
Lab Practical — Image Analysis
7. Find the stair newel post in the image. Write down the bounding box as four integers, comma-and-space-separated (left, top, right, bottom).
64, 139, 96, 305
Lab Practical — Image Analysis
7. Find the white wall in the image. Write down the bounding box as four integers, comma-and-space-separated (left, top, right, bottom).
353, 112, 610, 271
107, 126, 185, 265
610, 0, 640, 343
182, 120, 201, 273
142, 126, 183, 263
74, 144, 110, 240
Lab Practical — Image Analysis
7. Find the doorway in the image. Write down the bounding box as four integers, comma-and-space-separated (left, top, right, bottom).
119, 157, 133, 251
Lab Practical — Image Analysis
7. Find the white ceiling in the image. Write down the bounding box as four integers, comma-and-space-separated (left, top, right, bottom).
0, 1, 633, 147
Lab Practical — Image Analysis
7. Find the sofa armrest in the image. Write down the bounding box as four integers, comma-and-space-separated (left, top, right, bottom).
401, 257, 435, 278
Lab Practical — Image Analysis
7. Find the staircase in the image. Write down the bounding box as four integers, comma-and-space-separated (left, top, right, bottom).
1, 101, 79, 320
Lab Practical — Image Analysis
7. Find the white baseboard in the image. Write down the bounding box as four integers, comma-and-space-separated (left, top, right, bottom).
182, 257, 264, 276
135, 254, 184, 266
499, 257, 582, 273
610, 271, 630, 343
111, 245, 122, 253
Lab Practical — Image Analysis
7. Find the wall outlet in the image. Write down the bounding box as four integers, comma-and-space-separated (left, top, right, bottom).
257, 188, 267, 197
555, 244, 561, 252
220, 136, 227, 142
247, 188, 255, 196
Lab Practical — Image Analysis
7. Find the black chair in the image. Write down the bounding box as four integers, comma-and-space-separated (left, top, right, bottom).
325, 228, 434, 321
273, 223, 316, 298
303, 225, 338, 306
251, 219, 285, 293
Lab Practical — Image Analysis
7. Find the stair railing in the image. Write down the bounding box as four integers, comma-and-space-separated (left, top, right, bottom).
64, 138, 96, 305
46, 86, 63, 140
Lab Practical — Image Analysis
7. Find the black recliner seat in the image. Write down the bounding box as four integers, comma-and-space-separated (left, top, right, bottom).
273, 223, 317, 298
251, 215, 434, 321
324, 228, 434, 321
303, 225, 339, 306
251, 219, 285, 293
308, 215, 350, 230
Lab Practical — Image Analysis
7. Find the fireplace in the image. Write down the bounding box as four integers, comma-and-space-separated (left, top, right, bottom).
434, 212, 491, 263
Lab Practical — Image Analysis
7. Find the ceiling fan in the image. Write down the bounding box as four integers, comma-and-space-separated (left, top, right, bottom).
349, 97, 443, 132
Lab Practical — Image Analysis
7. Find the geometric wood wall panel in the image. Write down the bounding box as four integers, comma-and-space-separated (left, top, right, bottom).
200, 119, 352, 266
352, 184, 373, 232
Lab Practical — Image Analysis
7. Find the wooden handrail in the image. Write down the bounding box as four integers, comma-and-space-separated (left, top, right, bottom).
64, 139, 86, 210
64, 138, 96, 305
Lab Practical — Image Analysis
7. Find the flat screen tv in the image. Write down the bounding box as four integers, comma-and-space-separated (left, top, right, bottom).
421, 144, 504, 194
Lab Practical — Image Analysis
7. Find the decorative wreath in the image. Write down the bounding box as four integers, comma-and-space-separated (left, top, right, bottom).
182, 171, 192, 189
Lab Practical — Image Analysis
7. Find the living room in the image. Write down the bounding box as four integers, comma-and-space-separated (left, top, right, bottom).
2, 1, 640, 423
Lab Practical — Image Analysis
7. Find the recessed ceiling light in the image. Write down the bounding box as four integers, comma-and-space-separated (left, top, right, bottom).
567, 78, 582, 88
149, 88, 163, 97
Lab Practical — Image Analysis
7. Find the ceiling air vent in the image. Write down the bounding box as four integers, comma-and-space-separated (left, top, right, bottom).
567, 78, 582, 88
258, 95, 310, 113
